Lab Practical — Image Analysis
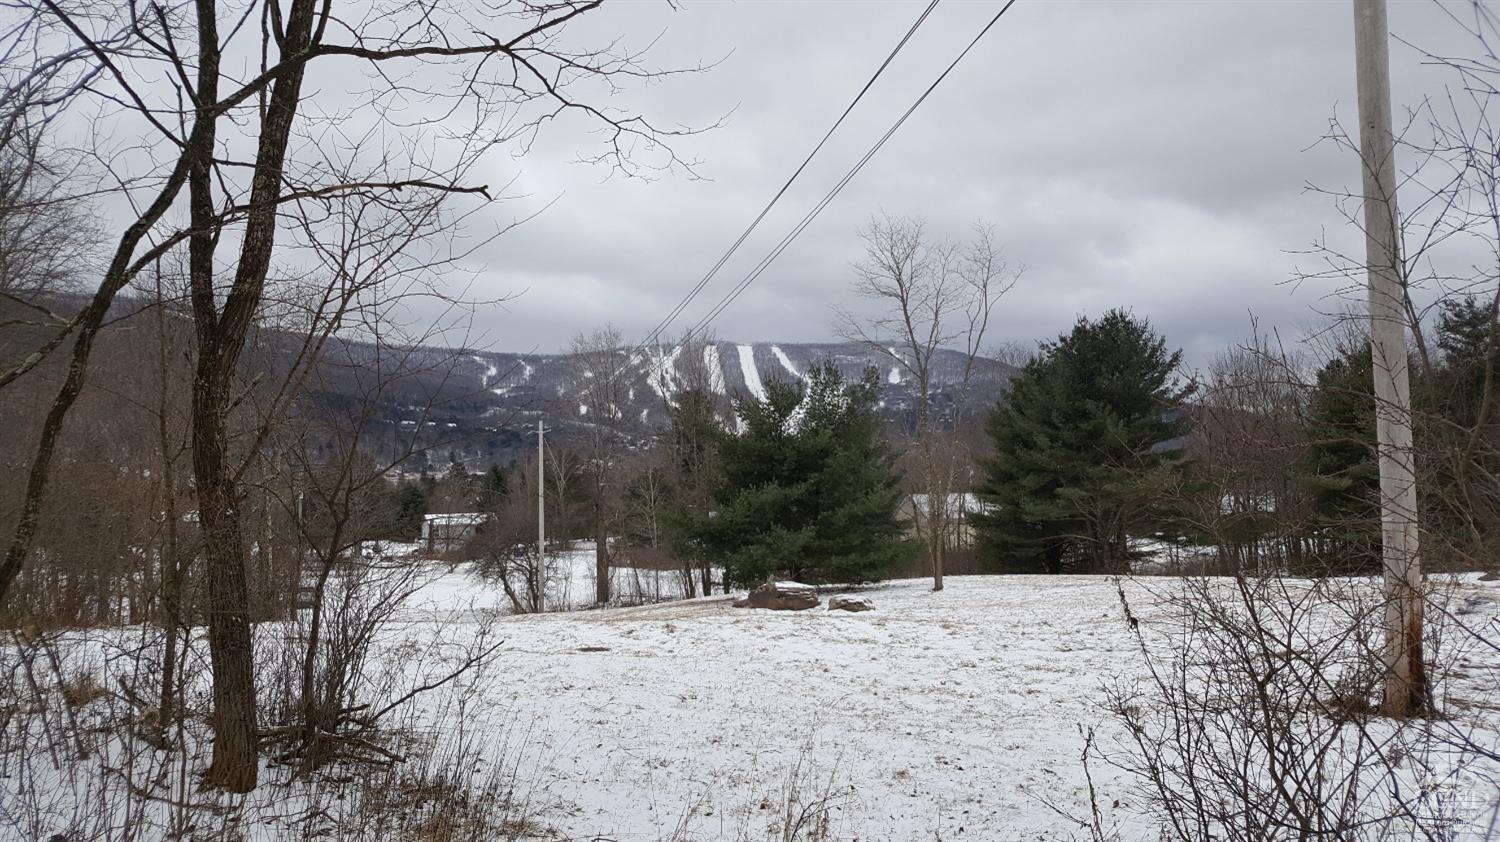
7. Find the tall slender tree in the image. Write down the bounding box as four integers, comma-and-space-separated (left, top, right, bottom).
838, 214, 1017, 590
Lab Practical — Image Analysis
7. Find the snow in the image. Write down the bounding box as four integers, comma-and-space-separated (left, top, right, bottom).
9, 571, 1497, 840
888, 366, 902, 385
908, 492, 990, 518
385, 572, 1500, 840
703, 343, 727, 395
737, 344, 766, 401
471, 354, 499, 388
413, 543, 714, 615
423, 512, 490, 527
771, 345, 801, 379
646, 344, 683, 404
481, 576, 1137, 838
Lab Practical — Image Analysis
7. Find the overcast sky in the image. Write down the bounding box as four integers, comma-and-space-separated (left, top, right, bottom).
416, 0, 1479, 366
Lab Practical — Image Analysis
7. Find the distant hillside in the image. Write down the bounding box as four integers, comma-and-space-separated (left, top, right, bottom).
312, 340, 1017, 472
0, 294, 1016, 473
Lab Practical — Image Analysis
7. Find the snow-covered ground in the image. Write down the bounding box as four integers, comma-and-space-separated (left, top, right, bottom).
428, 543, 714, 614
393, 571, 1500, 840
5, 570, 1497, 840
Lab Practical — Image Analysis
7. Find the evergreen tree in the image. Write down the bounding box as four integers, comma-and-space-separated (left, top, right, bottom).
974, 310, 1192, 573
1436, 296, 1498, 422
1424, 298, 1498, 562
660, 388, 724, 593
1294, 344, 1381, 573
477, 464, 509, 511
682, 363, 917, 586
393, 482, 428, 540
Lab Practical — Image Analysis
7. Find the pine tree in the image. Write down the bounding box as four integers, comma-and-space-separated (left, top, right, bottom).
393, 482, 428, 541
684, 363, 917, 586
477, 464, 509, 511
660, 388, 725, 594
974, 310, 1192, 573
1294, 344, 1381, 573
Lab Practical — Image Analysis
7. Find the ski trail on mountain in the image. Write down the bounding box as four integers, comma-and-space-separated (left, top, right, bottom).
703, 344, 726, 395
771, 346, 801, 379
647, 345, 683, 404
471, 355, 498, 388
737, 345, 766, 401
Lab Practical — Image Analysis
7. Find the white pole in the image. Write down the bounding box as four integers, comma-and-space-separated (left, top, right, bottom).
1352, 0, 1426, 715
537, 419, 545, 564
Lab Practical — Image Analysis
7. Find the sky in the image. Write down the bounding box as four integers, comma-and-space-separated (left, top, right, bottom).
305, 2, 1493, 365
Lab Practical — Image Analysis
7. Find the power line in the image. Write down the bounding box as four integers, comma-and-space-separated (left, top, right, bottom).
679, 0, 1020, 346
635, 0, 941, 353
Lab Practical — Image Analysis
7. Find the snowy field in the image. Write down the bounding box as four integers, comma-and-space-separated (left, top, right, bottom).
4, 565, 1498, 840
391, 569, 1500, 840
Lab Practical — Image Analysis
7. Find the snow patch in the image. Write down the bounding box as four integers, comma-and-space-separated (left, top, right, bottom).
703, 344, 726, 395
737, 344, 766, 401
470, 354, 498, 389
771, 345, 801, 379
646, 344, 683, 404
888, 367, 902, 385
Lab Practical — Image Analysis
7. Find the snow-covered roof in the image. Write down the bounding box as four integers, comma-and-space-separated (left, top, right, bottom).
423, 512, 491, 526
907, 493, 991, 518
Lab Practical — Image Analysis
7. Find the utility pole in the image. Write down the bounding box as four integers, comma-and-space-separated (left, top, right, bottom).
1352, 0, 1427, 716
537, 419, 546, 565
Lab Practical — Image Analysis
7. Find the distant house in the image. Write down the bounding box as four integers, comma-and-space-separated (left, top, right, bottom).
421, 512, 491, 554
900, 493, 992, 551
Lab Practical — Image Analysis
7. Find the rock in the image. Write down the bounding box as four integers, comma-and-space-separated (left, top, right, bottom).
828, 595, 874, 612
734, 580, 820, 611
1480, 570, 1499, 582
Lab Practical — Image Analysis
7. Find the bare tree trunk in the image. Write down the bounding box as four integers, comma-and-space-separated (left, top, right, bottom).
154, 273, 187, 745
193, 381, 259, 791
595, 489, 609, 605
841, 215, 1014, 594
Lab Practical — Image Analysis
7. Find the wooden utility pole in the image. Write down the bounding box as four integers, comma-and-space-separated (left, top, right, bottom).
1352, 0, 1427, 716
537, 419, 546, 564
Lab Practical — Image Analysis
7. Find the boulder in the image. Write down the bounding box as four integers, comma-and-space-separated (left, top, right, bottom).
828, 595, 874, 612
735, 580, 820, 611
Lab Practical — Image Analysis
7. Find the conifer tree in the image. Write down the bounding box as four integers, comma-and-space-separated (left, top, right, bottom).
974, 310, 1191, 573
682, 363, 917, 586
661, 388, 725, 594
393, 483, 428, 541
1295, 344, 1381, 573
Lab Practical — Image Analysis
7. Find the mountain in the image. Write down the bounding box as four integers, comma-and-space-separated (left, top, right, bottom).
326, 341, 1016, 472
0, 293, 1015, 474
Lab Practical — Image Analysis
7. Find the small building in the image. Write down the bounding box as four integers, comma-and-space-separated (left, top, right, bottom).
421, 512, 491, 554
901, 493, 991, 551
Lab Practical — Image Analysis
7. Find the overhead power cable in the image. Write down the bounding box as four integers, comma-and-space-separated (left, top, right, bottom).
635, 0, 941, 353
680, 0, 1020, 345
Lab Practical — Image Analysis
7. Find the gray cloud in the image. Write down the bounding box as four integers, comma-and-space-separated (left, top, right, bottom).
415, 0, 1478, 367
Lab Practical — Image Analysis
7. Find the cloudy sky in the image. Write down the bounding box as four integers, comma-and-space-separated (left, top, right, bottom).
420, 0, 1478, 366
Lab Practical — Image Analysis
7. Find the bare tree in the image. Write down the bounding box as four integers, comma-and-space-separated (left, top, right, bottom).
647, 331, 728, 596
0, 0, 706, 790
568, 324, 632, 605
0, 120, 94, 309
838, 214, 1019, 591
